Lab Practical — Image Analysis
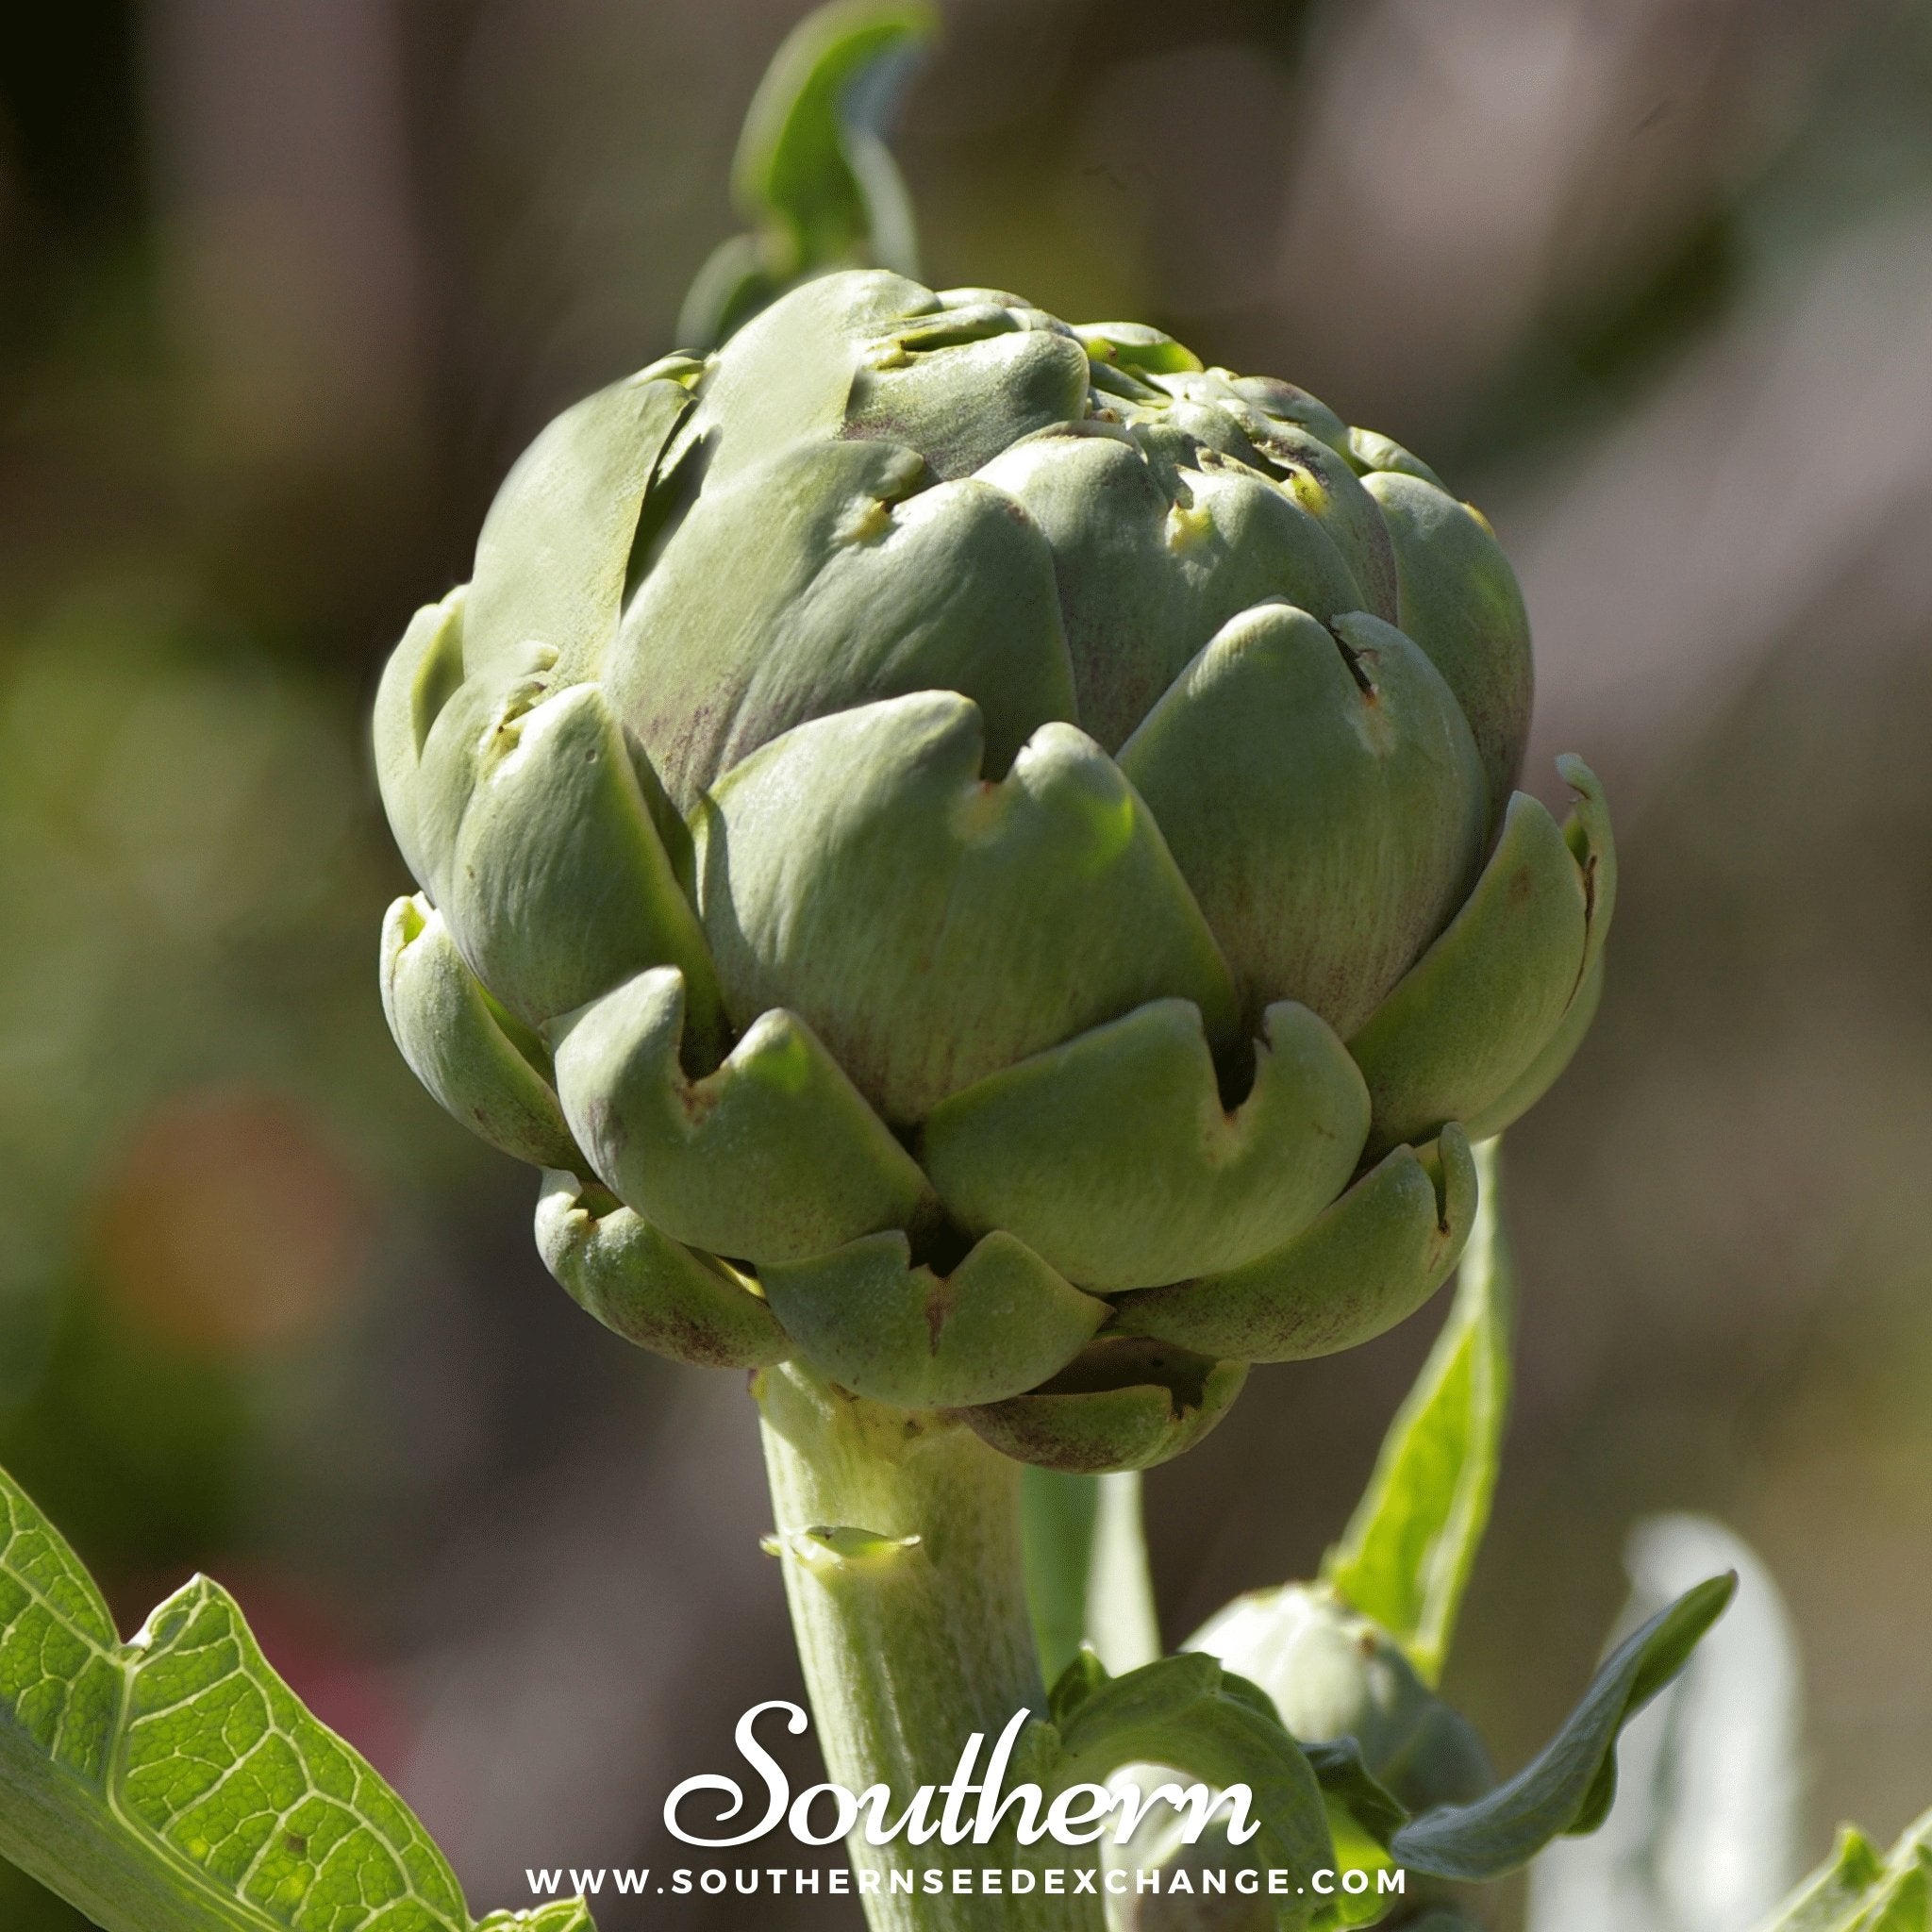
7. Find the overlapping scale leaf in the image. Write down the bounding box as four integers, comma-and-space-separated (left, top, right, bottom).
1156, 389, 1400, 623
1348, 772, 1605, 1155
1362, 472, 1533, 830
687, 269, 937, 480
441, 682, 723, 1044
693, 691, 1239, 1124
920, 996, 1368, 1291
550, 965, 936, 1264
962, 1340, 1248, 1474
976, 428, 1367, 751
372, 587, 464, 891
380, 895, 581, 1169
462, 359, 699, 688
608, 435, 1076, 809
760, 1230, 1108, 1407
1111, 1126, 1476, 1363
1119, 602, 1487, 1040
845, 316, 1093, 479
535, 1171, 790, 1368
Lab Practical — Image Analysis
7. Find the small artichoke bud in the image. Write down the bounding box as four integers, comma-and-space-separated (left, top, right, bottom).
373, 268, 1613, 1469
1188, 1582, 1491, 1815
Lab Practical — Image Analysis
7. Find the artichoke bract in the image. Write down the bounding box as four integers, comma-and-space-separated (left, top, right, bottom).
375, 270, 1611, 1473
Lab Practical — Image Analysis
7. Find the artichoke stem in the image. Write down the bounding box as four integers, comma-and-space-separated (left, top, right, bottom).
756, 1360, 1104, 1931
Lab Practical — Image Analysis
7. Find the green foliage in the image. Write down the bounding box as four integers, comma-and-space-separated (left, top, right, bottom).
1323, 1140, 1511, 1684
678, 1, 939, 347
1762, 1815, 1932, 1932
1387, 1574, 1738, 1881
0, 1460, 591, 1932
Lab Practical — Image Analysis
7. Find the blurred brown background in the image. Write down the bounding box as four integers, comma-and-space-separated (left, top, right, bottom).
2, 1, 1929, 1925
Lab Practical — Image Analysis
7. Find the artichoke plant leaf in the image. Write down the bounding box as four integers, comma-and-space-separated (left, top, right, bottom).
1051, 1653, 1334, 1931
0, 1462, 593, 1932
1755, 1828, 1888, 1932
1753, 1816, 1932, 1932
1296, 1740, 1408, 1848
734, 0, 935, 272
1323, 1138, 1510, 1683
1389, 1574, 1738, 1882
680, 1, 939, 347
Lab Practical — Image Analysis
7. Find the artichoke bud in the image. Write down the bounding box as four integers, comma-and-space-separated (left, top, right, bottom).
1189, 1583, 1492, 1815
370, 267, 1611, 1470
380, 894, 582, 1171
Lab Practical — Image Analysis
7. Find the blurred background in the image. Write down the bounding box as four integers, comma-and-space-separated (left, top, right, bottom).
3, 0, 1930, 1924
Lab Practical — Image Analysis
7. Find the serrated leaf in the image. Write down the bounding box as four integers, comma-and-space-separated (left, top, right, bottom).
0, 1461, 592, 1932
1760, 1830, 1891, 1932
1391, 1575, 1737, 1881
1024, 1468, 1161, 1687
477, 1909, 598, 1932
1323, 1139, 1510, 1685
1752, 1816, 1932, 1932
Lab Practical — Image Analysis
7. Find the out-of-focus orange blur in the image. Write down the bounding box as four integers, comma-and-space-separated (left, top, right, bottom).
3, 3, 1929, 1925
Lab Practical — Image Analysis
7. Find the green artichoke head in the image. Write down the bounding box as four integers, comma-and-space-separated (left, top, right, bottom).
374, 270, 1612, 1472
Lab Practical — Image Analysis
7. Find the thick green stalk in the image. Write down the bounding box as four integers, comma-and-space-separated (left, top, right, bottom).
756, 1361, 1105, 1932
